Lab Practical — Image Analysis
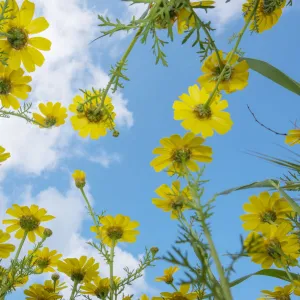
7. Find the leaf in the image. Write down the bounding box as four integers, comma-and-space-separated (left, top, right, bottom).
240, 57, 300, 96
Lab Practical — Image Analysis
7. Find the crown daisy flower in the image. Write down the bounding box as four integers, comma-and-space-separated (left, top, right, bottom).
69, 90, 116, 140
42, 279, 67, 294
173, 85, 233, 138
91, 214, 140, 247
30, 247, 62, 273
285, 129, 300, 146
0, 64, 32, 109
243, 0, 286, 33
156, 266, 179, 284
24, 284, 62, 300
240, 191, 294, 231
244, 223, 300, 269
152, 181, 192, 219
150, 132, 212, 176
57, 256, 99, 283
2, 204, 55, 243
258, 284, 293, 300
0, 0, 51, 72
0, 146, 10, 163
72, 170, 86, 188
0, 230, 15, 258
32, 102, 68, 128
197, 50, 249, 94
153, 284, 197, 300
80, 276, 111, 299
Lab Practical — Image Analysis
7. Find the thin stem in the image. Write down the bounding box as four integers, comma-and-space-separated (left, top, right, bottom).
282, 265, 294, 282
70, 280, 79, 300
80, 188, 99, 230
170, 283, 178, 291
109, 240, 116, 300
204, 0, 260, 107
12, 231, 28, 266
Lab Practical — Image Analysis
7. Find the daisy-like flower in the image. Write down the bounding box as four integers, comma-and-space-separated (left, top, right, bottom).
240, 191, 294, 231
69, 90, 116, 139
80, 276, 111, 298
0, 0, 51, 72
173, 85, 233, 138
243, 0, 286, 33
57, 256, 99, 283
72, 170, 86, 188
285, 129, 300, 146
2, 204, 55, 243
197, 50, 249, 94
156, 266, 179, 284
244, 223, 300, 269
152, 181, 192, 219
24, 284, 62, 300
258, 284, 293, 300
150, 132, 212, 176
0, 229, 15, 258
140, 295, 150, 300
43, 279, 67, 294
292, 280, 300, 296
0, 146, 10, 163
0, 64, 32, 109
32, 102, 68, 128
91, 214, 140, 247
30, 247, 62, 273
153, 284, 197, 300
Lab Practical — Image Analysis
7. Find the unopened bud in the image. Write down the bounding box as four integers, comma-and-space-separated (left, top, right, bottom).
113, 130, 119, 137
76, 104, 84, 113
51, 273, 60, 281
150, 247, 159, 256
43, 228, 53, 238
72, 170, 86, 188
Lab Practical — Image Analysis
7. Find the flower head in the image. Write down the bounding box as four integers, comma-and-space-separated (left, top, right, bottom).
292, 280, 300, 296
24, 284, 62, 300
0, 146, 10, 163
240, 191, 294, 231
0, 0, 51, 72
152, 181, 192, 219
57, 256, 99, 283
243, 0, 286, 33
80, 276, 111, 298
244, 223, 299, 269
33, 102, 68, 128
156, 266, 179, 284
0, 229, 15, 258
198, 51, 249, 94
0, 64, 32, 109
30, 247, 62, 273
3, 204, 55, 243
69, 91, 116, 139
153, 284, 197, 300
258, 284, 293, 300
150, 132, 212, 176
285, 129, 300, 146
43, 279, 67, 293
91, 214, 139, 247
72, 170, 86, 188
140, 295, 150, 300
173, 85, 233, 138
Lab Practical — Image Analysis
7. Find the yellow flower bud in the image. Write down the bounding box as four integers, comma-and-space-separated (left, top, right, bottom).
72, 170, 86, 188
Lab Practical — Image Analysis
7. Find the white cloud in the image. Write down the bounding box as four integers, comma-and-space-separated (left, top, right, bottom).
89, 150, 121, 168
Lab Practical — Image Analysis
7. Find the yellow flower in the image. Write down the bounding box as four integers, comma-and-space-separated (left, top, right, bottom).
0, 64, 32, 109
243, 0, 286, 33
57, 256, 99, 283
30, 247, 62, 273
240, 191, 294, 231
32, 102, 68, 128
156, 266, 179, 284
152, 181, 192, 219
72, 170, 86, 188
0, 0, 51, 72
24, 284, 62, 300
0, 229, 15, 258
123, 296, 132, 300
3, 204, 55, 243
150, 132, 212, 176
69, 91, 116, 139
244, 223, 300, 269
140, 295, 150, 300
0, 146, 10, 163
43, 279, 67, 293
153, 284, 197, 300
292, 280, 300, 296
258, 284, 293, 300
285, 129, 300, 146
91, 214, 140, 247
197, 51, 249, 94
173, 85, 233, 138
80, 276, 111, 298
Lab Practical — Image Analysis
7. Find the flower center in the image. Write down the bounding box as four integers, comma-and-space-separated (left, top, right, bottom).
71, 270, 85, 282
214, 65, 232, 81
35, 257, 50, 269
45, 116, 57, 127
0, 78, 11, 95
171, 195, 185, 210
19, 215, 40, 232
7, 27, 28, 50
44, 287, 54, 293
266, 238, 282, 259
164, 275, 174, 284
95, 286, 109, 298
260, 210, 277, 223
85, 107, 103, 123
172, 149, 191, 163
107, 226, 124, 240
262, 0, 284, 14
194, 104, 212, 119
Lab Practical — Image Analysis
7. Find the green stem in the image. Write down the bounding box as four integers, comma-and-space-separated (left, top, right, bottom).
69, 280, 79, 300
204, 0, 260, 107
109, 240, 116, 300
170, 283, 178, 291
282, 265, 294, 282
12, 231, 28, 266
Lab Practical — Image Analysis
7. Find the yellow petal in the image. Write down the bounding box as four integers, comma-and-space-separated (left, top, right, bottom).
26, 17, 49, 34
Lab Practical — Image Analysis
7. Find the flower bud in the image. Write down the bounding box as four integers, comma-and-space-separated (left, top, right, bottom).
113, 130, 119, 137
43, 228, 53, 238
150, 247, 159, 256
51, 273, 60, 281
72, 170, 86, 188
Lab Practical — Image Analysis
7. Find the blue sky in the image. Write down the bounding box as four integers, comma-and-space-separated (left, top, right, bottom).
1, 0, 300, 299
